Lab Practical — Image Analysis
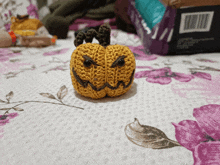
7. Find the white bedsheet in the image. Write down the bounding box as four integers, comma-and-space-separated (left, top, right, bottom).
1, 30, 220, 165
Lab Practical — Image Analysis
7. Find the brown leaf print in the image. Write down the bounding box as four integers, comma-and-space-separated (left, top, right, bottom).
4, 65, 36, 79
13, 107, 24, 111
40, 93, 56, 99
190, 66, 220, 72
0, 86, 84, 115
125, 118, 181, 149
6, 91, 14, 102
57, 85, 68, 100
10, 59, 20, 63
0, 108, 11, 111
196, 59, 217, 63
0, 99, 6, 103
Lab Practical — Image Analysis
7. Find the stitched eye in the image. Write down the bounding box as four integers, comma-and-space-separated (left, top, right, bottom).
83, 59, 92, 67
110, 55, 126, 68
117, 58, 125, 67
82, 55, 99, 68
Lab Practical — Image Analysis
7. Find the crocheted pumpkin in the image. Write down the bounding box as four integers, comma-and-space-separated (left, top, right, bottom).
10, 15, 43, 35
70, 24, 136, 99
10, 15, 43, 32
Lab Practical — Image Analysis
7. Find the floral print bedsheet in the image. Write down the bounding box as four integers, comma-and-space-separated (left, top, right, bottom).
1, 30, 220, 165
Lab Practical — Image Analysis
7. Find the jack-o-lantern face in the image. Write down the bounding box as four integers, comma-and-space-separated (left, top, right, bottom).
70, 24, 136, 99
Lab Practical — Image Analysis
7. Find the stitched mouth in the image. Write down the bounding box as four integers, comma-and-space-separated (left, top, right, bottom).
72, 67, 135, 91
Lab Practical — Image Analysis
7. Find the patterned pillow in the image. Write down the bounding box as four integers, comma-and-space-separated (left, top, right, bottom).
0, 0, 39, 31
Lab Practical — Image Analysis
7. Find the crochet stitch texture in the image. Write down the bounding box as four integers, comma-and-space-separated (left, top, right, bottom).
10, 15, 43, 33
70, 24, 136, 99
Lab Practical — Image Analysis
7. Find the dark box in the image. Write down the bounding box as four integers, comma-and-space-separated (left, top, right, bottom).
128, 0, 220, 55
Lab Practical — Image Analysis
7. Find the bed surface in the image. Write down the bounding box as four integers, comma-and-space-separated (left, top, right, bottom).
1, 30, 220, 165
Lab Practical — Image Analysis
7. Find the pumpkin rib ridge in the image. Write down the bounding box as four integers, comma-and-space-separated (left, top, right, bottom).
104, 44, 108, 95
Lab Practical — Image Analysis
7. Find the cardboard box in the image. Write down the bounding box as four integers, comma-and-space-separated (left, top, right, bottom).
128, 0, 220, 55
161, 0, 220, 9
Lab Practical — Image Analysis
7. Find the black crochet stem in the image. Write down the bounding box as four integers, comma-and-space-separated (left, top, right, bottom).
74, 31, 86, 47
17, 14, 29, 20
74, 24, 111, 47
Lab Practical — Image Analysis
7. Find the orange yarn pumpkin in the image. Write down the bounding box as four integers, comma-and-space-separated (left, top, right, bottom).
70, 24, 136, 99
10, 15, 43, 34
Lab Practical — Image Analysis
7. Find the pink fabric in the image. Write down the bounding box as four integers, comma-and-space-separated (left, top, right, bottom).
171, 75, 220, 103
69, 17, 117, 31
128, 45, 158, 61
134, 67, 194, 85
193, 141, 220, 165
0, 113, 19, 139
192, 72, 212, 81
193, 105, 220, 140
172, 120, 206, 151
173, 104, 220, 164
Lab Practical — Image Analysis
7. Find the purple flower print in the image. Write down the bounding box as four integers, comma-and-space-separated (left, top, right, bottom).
0, 118, 10, 126
0, 62, 30, 75
136, 66, 154, 69
193, 141, 220, 165
0, 113, 18, 125
8, 10, 12, 17
0, 113, 19, 138
7, 112, 19, 119
192, 72, 212, 81
43, 48, 70, 56
135, 67, 194, 85
0, 48, 31, 78
172, 104, 220, 165
128, 45, 158, 61
4, 13, 8, 19
4, 23, 11, 32
0, 49, 21, 62
27, 3, 39, 19
171, 75, 220, 103
172, 72, 195, 82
